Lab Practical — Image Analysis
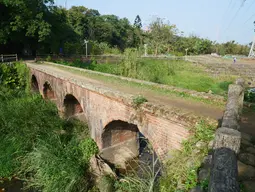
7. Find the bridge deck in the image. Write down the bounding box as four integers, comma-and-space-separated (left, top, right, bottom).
27, 61, 224, 121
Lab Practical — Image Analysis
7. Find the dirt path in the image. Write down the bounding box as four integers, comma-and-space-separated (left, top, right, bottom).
28, 62, 225, 121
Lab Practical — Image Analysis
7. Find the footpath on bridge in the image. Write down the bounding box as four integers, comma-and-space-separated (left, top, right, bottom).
27, 61, 224, 119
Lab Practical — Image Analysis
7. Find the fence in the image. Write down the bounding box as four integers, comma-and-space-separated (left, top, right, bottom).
0, 54, 18, 63
209, 79, 244, 192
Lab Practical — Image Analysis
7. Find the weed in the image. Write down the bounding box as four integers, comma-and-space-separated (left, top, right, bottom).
244, 88, 255, 103
132, 95, 148, 107
200, 179, 209, 191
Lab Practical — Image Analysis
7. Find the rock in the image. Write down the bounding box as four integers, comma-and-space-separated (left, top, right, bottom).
186, 158, 196, 168
196, 141, 207, 149
241, 138, 254, 147
242, 181, 255, 192
238, 160, 255, 180
208, 140, 214, 149
246, 147, 255, 155
214, 127, 241, 153
239, 153, 255, 167
190, 186, 204, 192
90, 155, 116, 183
203, 155, 212, 168
97, 176, 114, 192
193, 149, 201, 155
242, 133, 252, 142
198, 168, 209, 182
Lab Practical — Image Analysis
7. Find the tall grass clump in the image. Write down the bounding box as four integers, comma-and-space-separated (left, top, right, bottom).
119, 48, 140, 78
0, 62, 99, 192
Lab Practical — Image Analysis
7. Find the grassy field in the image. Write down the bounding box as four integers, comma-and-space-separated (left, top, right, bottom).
53, 54, 236, 96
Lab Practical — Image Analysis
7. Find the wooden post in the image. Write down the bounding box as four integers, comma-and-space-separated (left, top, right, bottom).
1, 54, 3, 62
16, 54, 18, 61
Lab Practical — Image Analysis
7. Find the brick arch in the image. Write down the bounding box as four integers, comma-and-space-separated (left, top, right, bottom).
43, 81, 55, 100
31, 75, 39, 92
102, 120, 139, 148
100, 120, 140, 166
63, 94, 84, 118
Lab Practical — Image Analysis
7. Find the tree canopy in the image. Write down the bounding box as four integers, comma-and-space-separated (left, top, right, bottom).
0, 0, 250, 56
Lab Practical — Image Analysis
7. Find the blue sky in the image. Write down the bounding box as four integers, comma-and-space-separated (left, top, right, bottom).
56, 0, 255, 45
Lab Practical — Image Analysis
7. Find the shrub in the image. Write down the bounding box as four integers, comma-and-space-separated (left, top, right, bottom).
120, 48, 140, 78
46, 56, 52, 62
244, 88, 255, 103
0, 62, 29, 90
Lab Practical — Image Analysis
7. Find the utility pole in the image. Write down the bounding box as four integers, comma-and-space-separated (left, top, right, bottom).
84, 40, 89, 58
248, 21, 255, 58
185, 48, 189, 61
144, 44, 148, 56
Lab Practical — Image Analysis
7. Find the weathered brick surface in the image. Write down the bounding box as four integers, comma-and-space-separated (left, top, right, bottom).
29, 66, 208, 160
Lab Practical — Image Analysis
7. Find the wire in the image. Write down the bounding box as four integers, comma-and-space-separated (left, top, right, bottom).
243, 0, 255, 24
218, 0, 234, 41
224, 6, 242, 33
224, 1, 247, 33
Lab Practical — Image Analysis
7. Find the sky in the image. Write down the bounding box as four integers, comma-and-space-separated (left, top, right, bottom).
56, 0, 255, 45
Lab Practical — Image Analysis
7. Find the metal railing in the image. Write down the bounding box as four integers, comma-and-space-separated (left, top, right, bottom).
0, 54, 18, 62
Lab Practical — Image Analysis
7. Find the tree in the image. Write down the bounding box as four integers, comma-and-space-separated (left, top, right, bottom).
0, 0, 54, 54
146, 18, 177, 55
134, 15, 142, 29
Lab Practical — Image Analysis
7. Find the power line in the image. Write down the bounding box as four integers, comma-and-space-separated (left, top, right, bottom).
223, 1, 247, 33
243, 0, 255, 24
244, 13, 255, 24
218, 0, 234, 41
245, 0, 255, 12
224, 6, 242, 33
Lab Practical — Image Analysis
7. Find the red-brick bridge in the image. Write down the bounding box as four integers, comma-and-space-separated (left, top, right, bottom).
28, 62, 217, 166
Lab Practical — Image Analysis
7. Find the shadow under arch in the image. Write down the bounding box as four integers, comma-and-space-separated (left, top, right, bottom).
63, 94, 83, 118
31, 75, 39, 92
43, 81, 55, 100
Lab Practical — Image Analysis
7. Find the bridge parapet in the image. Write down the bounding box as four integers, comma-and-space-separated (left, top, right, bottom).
209, 79, 245, 192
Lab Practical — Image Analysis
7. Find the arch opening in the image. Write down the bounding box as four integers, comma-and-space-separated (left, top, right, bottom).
43, 82, 55, 99
102, 121, 139, 148
63, 94, 83, 118
101, 120, 161, 175
31, 75, 39, 92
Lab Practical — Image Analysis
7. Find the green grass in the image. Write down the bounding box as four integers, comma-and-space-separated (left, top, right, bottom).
159, 121, 216, 192
49, 63, 226, 108
51, 56, 235, 96
0, 63, 99, 192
